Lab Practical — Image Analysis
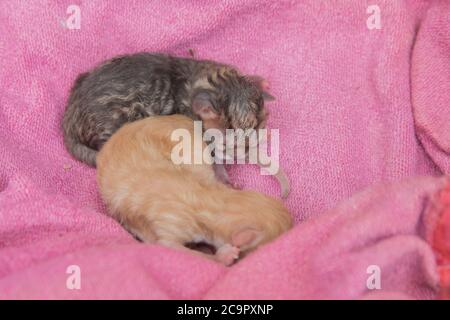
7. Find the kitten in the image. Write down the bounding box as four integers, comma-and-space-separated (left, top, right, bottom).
63, 53, 273, 168
96, 115, 292, 265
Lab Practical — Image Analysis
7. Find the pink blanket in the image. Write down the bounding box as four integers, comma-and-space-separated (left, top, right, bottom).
0, 0, 449, 299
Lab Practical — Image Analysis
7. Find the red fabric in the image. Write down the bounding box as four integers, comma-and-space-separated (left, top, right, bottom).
433, 184, 450, 299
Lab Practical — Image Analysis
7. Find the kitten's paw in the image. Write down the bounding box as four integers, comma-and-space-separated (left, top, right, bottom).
215, 244, 240, 266
230, 181, 244, 190
220, 177, 242, 190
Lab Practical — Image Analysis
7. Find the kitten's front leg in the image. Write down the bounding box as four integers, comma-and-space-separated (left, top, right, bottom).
213, 163, 230, 184
213, 163, 242, 189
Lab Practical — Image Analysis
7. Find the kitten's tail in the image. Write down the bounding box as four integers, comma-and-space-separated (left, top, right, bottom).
63, 134, 98, 167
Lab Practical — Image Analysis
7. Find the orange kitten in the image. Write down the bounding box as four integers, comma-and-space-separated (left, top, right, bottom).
97, 115, 292, 265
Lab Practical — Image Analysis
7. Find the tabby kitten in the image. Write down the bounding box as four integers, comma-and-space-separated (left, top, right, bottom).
62, 53, 273, 167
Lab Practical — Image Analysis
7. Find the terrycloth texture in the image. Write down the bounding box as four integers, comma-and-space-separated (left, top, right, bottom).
0, 0, 449, 299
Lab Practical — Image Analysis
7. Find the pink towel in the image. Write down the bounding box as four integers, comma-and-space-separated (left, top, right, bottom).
0, 0, 449, 299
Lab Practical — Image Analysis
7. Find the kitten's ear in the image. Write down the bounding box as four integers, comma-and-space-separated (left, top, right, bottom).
247, 75, 275, 101
192, 91, 219, 120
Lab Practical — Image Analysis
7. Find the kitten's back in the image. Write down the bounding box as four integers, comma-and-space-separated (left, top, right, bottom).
97, 115, 218, 218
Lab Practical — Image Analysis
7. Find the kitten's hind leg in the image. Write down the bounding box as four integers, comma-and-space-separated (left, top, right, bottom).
63, 134, 98, 167
127, 213, 240, 266
158, 238, 239, 266
215, 244, 240, 266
